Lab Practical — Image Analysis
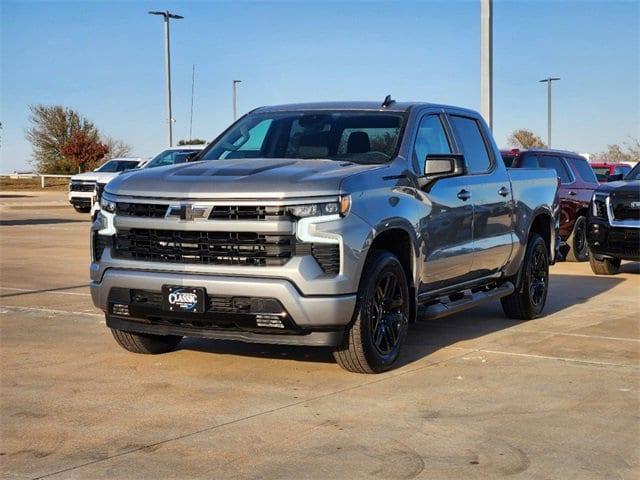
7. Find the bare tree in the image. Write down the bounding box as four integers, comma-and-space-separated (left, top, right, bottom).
592, 138, 640, 163
507, 129, 547, 149
102, 136, 133, 160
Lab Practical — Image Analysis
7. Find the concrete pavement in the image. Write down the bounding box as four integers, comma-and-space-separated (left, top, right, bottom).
1, 202, 638, 479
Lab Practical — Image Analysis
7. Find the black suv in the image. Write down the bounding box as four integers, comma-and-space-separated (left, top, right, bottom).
587, 162, 640, 274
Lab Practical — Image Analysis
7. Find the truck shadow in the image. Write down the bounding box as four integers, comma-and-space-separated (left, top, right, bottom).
178, 273, 626, 367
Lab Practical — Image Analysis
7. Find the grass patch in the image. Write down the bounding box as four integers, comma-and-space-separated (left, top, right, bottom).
0, 177, 69, 191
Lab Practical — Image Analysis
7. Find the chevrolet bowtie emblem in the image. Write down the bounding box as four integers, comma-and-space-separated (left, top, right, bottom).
166, 205, 207, 220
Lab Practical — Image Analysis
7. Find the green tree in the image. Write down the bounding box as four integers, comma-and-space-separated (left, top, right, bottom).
507, 129, 547, 149
177, 138, 207, 145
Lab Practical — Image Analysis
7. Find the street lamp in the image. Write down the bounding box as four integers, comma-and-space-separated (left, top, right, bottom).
149, 10, 184, 147
233, 80, 242, 120
539, 77, 560, 148
480, 0, 493, 131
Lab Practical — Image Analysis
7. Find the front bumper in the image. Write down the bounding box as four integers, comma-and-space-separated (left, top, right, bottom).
588, 218, 640, 261
91, 269, 357, 346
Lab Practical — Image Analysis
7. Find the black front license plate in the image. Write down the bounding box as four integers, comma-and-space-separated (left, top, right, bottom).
162, 286, 206, 313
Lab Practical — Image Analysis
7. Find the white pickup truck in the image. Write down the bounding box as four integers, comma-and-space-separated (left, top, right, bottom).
68, 158, 146, 213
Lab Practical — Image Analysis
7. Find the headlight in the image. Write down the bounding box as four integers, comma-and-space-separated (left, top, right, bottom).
100, 196, 116, 213
287, 196, 350, 219
591, 193, 608, 218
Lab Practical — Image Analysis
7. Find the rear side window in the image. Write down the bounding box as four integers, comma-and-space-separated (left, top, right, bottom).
539, 155, 572, 184
520, 154, 539, 168
570, 157, 598, 183
449, 116, 492, 174
614, 165, 631, 175
413, 115, 452, 173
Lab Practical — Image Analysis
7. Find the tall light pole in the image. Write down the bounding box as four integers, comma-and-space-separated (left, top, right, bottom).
480, 0, 493, 131
539, 77, 560, 148
149, 10, 183, 147
232, 80, 242, 120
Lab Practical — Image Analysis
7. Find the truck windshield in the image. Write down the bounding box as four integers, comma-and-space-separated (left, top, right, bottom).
96, 160, 139, 172
626, 163, 640, 180
201, 111, 404, 164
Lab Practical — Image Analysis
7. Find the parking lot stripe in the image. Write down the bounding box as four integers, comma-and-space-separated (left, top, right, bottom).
0, 286, 91, 296
477, 348, 638, 369
0, 305, 102, 317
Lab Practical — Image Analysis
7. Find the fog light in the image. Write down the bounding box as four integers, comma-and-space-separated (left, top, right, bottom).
112, 303, 130, 316
256, 314, 285, 328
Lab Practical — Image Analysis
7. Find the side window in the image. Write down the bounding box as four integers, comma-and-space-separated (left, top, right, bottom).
570, 157, 598, 184
520, 154, 539, 168
412, 115, 451, 172
222, 119, 272, 159
449, 115, 492, 174
539, 155, 572, 184
614, 165, 630, 176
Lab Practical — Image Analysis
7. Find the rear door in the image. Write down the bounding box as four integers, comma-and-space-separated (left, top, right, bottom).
448, 114, 514, 278
537, 154, 576, 238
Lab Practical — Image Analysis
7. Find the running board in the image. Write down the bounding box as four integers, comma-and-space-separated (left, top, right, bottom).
418, 281, 515, 321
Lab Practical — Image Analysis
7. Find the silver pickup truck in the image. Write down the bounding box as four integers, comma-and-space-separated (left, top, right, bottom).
91, 100, 559, 373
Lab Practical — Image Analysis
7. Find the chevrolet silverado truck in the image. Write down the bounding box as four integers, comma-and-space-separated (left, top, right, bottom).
91, 100, 559, 373
588, 162, 640, 274
69, 158, 146, 213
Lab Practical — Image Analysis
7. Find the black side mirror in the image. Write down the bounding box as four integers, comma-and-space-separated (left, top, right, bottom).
423, 154, 466, 181
608, 173, 623, 182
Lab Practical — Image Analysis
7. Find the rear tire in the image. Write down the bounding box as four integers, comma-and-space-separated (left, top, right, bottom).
73, 205, 91, 213
333, 250, 410, 374
589, 254, 621, 275
501, 233, 549, 320
111, 328, 182, 354
566, 216, 588, 262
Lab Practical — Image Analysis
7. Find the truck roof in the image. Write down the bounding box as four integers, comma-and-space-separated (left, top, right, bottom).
253, 101, 476, 114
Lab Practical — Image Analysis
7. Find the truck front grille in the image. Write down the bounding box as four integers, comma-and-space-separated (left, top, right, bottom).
611, 192, 640, 221
116, 203, 169, 218
111, 203, 289, 220
113, 229, 294, 266
70, 182, 96, 192
208, 205, 287, 220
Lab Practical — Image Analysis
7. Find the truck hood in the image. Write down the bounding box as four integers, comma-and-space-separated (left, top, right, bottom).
595, 179, 640, 194
70, 171, 123, 184
105, 158, 382, 199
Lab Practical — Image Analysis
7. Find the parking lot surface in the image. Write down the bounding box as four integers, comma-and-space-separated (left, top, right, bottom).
1, 193, 639, 479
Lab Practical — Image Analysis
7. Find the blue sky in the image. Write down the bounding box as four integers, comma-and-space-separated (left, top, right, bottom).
1, 0, 638, 172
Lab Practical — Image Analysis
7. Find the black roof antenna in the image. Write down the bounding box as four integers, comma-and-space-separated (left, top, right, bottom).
381, 95, 395, 108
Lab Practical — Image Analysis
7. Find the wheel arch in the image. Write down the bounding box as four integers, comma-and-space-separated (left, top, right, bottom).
365, 224, 420, 323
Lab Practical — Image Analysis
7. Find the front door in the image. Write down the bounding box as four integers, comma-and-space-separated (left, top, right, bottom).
414, 113, 475, 293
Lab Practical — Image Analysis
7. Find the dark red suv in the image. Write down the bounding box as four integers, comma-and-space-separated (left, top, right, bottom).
501, 149, 600, 261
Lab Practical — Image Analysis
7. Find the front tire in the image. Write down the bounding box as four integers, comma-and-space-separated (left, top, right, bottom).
333, 250, 410, 373
501, 233, 549, 320
589, 254, 621, 275
566, 216, 588, 262
111, 328, 182, 354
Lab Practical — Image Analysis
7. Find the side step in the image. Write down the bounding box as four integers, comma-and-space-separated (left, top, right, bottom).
418, 281, 514, 321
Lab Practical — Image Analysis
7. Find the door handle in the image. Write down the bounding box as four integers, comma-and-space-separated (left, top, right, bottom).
457, 189, 471, 201
498, 186, 509, 197
568, 191, 577, 196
